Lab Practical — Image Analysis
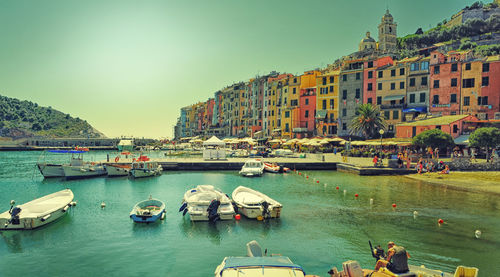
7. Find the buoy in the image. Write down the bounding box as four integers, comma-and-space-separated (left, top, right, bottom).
438, 218, 444, 224
70, 201, 77, 206
370, 198, 374, 205
299, 172, 301, 176
256, 215, 263, 221
235, 214, 241, 221
316, 180, 320, 183
101, 201, 106, 208
392, 203, 397, 208
355, 193, 359, 198
336, 186, 339, 190
413, 211, 418, 218
306, 175, 309, 179
475, 230, 481, 239
343, 189, 347, 196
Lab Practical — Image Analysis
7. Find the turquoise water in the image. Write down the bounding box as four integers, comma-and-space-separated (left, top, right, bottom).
0, 151, 499, 276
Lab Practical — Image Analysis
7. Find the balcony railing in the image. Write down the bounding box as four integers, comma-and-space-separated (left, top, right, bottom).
381, 103, 406, 109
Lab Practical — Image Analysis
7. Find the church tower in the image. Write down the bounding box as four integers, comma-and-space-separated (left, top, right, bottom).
378, 9, 397, 52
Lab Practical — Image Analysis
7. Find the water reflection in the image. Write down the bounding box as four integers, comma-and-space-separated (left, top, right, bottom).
0, 231, 23, 253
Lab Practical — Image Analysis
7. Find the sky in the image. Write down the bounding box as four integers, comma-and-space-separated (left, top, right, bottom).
0, 0, 479, 139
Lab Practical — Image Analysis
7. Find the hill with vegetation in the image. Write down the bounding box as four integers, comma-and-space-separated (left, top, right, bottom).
0, 95, 105, 138
398, 1, 500, 57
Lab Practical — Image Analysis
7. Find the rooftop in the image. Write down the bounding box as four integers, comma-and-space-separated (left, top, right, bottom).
397, 115, 470, 127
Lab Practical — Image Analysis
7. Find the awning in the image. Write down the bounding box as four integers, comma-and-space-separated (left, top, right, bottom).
316, 110, 327, 119
383, 95, 405, 101
454, 135, 470, 145
403, 107, 427, 113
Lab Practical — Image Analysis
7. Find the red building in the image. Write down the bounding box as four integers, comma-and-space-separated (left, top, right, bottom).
481, 56, 500, 120
363, 56, 393, 105
295, 87, 316, 138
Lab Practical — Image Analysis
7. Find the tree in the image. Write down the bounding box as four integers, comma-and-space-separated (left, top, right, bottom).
415, 28, 424, 35
412, 129, 454, 150
469, 127, 500, 160
349, 104, 386, 139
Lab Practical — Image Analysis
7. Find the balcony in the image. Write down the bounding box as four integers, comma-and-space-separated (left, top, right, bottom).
381, 103, 406, 109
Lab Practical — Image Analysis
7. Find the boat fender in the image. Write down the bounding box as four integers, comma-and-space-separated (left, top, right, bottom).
115, 156, 120, 162
62, 205, 69, 213
179, 202, 187, 212
41, 214, 51, 222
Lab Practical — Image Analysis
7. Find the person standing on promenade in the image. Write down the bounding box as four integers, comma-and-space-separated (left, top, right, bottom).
373, 155, 379, 167
470, 148, 476, 162
435, 147, 439, 160
334, 147, 337, 155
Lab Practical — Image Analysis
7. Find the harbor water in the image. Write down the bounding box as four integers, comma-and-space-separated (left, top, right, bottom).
0, 151, 499, 276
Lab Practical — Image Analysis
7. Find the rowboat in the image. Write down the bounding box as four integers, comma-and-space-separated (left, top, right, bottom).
0, 189, 75, 230
179, 185, 235, 222
129, 196, 166, 223
263, 162, 291, 173
231, 186, 282, 219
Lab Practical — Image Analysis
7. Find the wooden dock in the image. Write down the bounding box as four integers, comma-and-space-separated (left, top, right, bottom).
336, 163, 415, 175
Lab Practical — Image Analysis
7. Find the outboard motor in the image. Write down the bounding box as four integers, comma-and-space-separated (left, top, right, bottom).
207, 200, 221, 223
261, 201, 270, 218
246, 240, 263, 257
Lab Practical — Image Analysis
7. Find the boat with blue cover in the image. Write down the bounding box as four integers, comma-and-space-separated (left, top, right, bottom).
129, 196, 166, 223
214, 240, 308, 277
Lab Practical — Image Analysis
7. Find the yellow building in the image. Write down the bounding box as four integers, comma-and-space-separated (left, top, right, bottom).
282, 75, 300, 139
460, 60, 483, 116
316, 69, 340, 136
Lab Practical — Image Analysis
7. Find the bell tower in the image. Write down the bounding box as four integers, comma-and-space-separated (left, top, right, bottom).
378, 9, 397, 52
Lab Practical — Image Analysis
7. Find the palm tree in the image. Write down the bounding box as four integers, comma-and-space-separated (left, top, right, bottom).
349, 104, 386, 138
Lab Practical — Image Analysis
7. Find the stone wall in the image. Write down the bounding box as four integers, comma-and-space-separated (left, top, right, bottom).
449, 157, 500, 171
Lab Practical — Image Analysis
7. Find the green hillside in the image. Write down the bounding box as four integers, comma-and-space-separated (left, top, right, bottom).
0, 95, 105, 138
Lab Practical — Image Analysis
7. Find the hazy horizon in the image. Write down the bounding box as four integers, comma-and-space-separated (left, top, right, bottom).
0, 0, 478, 138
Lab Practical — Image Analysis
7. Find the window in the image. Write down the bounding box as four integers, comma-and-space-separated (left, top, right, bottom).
400, 82, 405, 89
305, 122, 308, 128
419, 92, 425, 103
391, 83, 395, 90
322, 77, 326, 85
384, 111, 390, 119
463, 96, 470, 106
421, 76, 428, 86
436, 125, 441, 130
411, 63, 419, 71
451, 78, 457, 87
342, 123, 346, 130
465, 63, 471, 70
285, 123, 289, 132
462, 78, 475, 88
378, 83, 382, 90
393, 110, 399, 120
483, 63, 490, 72
355, 88, 360, 98
285, 111, 290, 118
305, 98, 309, 105
433, 80, 440, 88
421, 61, 429, 70
342, 75, 347, 81
432, 95, 439, 104
342, 109, 347, 116
322, 100, 327, 109
368, 83, 373, 91
391, 69, 396, 77
293, 88, 296, 94
293, 78, 297, 83
368, 61, 373, 68
482, 76, 489, 86
409, 94, 415, 103
451, 63, 458, 72
400, 68, 405, 75
368, 71, 373, 79
409, 78, 415, 87
329, 113, 334, 122
378, 71, 383, 78
356, 72, 360, 80
450, 94, 457, 103
453, 124, 458, 133
482, 96, 488, 105
291, 99, 298, 106
368, 97, 372, 104
377, 96, 382, 105
434, 66, 440, 74
329, 76, 334, 83
342, 90, 347, 100
330, 99, 334, 109
477, 96, 482, 106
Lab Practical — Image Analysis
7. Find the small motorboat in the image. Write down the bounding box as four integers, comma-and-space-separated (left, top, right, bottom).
232, 186, 282, 219
214, 240, 307, 277
105, 163, 131, 177
0, 189, 75, 230
263, 162, 291, 173
239, 159, 264, 177
62, 162, 107, 180
179, 185, 235, 222
130, 156, 162, 178
37, 149, 89, 178
129, 196, 166, 223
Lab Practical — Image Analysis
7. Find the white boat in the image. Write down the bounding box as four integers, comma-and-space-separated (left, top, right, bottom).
0, 189, 75, 230
179, 185, 235, 222
37, 150, 88, 178
263, 162, 291, 173
215, 240, 307, 277
117, 139, 134, 151
62, 162, 107, 180
105, 163, 131, 177
130, 158, 162, 178
129, 196, 166, 223
239, 159, 264, 177
232, 186, 282, 219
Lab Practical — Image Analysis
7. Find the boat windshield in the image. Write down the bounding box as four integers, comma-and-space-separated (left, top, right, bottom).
245, 162, 261, 168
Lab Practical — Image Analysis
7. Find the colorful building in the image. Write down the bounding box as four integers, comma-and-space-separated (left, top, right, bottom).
339, 60, 364, 136
316, 69, 339, 136
396, 114, 477, 139
402, 56, 430, 121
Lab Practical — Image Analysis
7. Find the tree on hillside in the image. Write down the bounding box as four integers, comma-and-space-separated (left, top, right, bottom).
415, 28, 424, 35
469, 127, 500, 160
412, 129, 454, 150
349, 104, 386, 139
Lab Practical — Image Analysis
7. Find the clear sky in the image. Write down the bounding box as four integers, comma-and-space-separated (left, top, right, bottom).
0, 0, 478, 139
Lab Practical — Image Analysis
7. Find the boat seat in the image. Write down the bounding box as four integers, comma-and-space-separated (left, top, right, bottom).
454, 266, 478, 277
246, 240, 263, 257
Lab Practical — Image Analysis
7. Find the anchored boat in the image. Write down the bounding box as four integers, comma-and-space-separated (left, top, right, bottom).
0, 189, 75, 230
179, 185, 235, 222
130, 156, 162, 178
62, 162, 107, 180
129, 196, 166, 223
263, 162, 291, 173
105, 163, 131, 177
239, 159, 264, 177
37, 150, 88, 178
232, 186, 282, 219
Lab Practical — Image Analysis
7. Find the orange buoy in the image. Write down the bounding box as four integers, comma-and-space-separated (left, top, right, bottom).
115, 156, 120, 162
438, 218, 444, 224
299, 172, 302, 175
355, 193, 359, 198
336, 186, 339, 190
235, 214, 241, 220
392, 203, 397, 208
316, 180, 320, 183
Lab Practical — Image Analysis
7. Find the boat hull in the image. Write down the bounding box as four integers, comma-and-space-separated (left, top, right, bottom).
187, 206, 235, 221
130, 167, 162, 178
62, 165, 107, 180
130, 209, 165, 223
237, 206, 282, 219
105, 164, 130, 177
232, 186, 282, 219
37, 163, 65, 178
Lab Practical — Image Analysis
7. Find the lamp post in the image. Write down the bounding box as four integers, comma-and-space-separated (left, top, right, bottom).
379, 129, 385, 150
